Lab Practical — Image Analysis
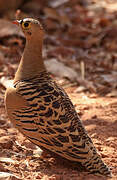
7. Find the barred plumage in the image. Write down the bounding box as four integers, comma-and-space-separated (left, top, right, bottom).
5, 18, 111, 177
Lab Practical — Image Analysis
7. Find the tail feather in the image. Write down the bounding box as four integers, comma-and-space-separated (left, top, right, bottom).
82, 150, 111, 177
72, 120, 112, 177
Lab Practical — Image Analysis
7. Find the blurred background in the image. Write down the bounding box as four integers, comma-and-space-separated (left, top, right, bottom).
0, 0, 117, 99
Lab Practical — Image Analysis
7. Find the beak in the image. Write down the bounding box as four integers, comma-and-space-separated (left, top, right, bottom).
12, 20, 21, 26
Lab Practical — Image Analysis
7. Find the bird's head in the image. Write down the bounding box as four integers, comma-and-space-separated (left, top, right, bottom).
13, 18, 44, 40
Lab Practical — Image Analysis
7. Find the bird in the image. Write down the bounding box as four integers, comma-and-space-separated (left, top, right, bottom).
5, 18, 111, 177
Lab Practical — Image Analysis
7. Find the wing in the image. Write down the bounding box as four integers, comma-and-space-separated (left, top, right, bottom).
5, 79, 110, 176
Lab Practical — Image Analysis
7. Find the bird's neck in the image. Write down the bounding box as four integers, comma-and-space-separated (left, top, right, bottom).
14, 37, 46, 83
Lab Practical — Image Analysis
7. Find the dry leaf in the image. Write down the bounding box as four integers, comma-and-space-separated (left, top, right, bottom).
45, 58, 78, 81
0, 172, 21, 179
49, 0, 69, 8
0, 158, 16, 164
106, 90, 117, 97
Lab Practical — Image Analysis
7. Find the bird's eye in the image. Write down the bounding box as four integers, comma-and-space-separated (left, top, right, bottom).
22, 22, 30, 29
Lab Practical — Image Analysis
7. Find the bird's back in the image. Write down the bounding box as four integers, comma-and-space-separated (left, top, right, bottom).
5, 71, 111, 177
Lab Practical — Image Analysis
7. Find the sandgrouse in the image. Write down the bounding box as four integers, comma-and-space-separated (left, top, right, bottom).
5, 18, 111, 177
